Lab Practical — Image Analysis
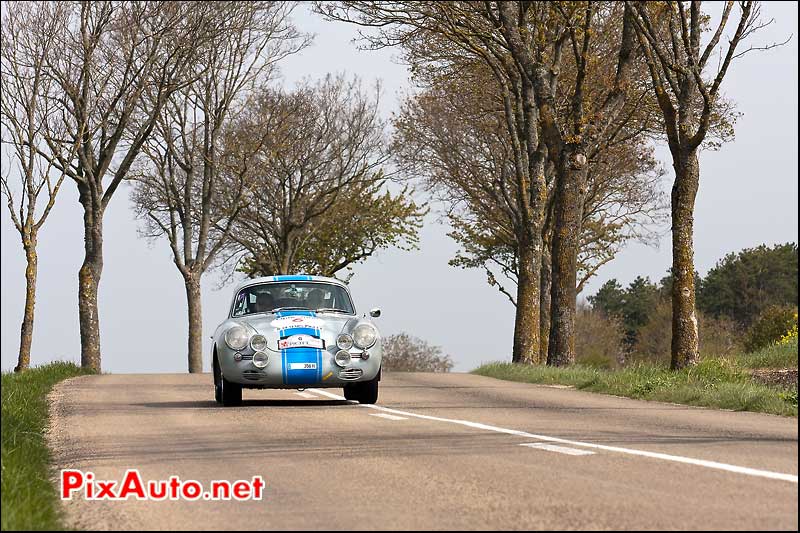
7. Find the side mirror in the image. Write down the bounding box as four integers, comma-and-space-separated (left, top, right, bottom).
369, 307, 382, 318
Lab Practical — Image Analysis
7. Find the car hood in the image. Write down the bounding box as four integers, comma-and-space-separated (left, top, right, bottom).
234, 312, 357, 352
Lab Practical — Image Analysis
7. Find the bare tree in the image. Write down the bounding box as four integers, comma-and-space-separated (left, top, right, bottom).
393, 58, 666, 358
494, 3, 639, 367
317, 2, 554, 364
132, 2, 309, 373
0, 2, 74, 372
318, 2, 642, 367
24, 2, 220, 371
220, 75, 424, 279
628, 0, 782, 369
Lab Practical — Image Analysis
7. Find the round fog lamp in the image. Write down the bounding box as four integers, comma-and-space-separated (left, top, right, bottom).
250, 334, 268, 352
252, 351, 270, 368
233, 352, 243, 362
334, 350, 351, 367
336, 333, 354, 350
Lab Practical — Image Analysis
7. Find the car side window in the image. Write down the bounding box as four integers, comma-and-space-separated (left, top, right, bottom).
232, 291, 251, 317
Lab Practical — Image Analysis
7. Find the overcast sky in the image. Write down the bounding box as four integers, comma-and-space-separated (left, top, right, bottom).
1, 3, 798, 373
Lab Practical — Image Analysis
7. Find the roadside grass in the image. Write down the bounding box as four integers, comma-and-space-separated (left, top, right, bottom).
473, 355, 797, 417
2, 362, 94, 531
733, 337, 798, 369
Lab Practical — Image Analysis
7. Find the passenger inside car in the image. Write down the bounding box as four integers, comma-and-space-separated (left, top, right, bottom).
306, 288, 324, 310
254, 292, 275, 313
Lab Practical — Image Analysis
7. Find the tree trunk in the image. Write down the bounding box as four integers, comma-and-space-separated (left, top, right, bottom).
512, 235, 541, 364
539, 235, 552, 364
15, 236, 38, 372
547, 146, 589, 366
185, 275, 204, 373
78, 191, 103, 371
670, 150, 700, 370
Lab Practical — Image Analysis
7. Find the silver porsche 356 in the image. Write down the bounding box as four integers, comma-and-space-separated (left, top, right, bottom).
212, 275, 382, 406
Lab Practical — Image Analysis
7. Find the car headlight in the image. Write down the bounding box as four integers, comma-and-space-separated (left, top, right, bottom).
250, 334, 268, 352
253, 351, 270, 368
352, 323, 377, 349
334, 350, 352, 367
225, 325, 249, 351
336, 333, 354, 350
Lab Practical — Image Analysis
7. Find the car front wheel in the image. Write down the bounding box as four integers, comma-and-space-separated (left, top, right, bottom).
343, 377, 379, 404
220, 375, 242, 407
213, 358, 223, 404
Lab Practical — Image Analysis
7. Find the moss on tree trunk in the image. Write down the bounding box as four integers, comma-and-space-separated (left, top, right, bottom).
78, 190, 103, 372
547, 146, 589, 366
670, 150, 700, 370
15, 237, 38, 372
512, 237, 542, 364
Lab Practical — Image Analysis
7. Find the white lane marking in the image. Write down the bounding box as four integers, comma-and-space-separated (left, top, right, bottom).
307, 388, 798, 484
369, 413, 408, 421
295, 391, 317, 399
520, 443, 596, 456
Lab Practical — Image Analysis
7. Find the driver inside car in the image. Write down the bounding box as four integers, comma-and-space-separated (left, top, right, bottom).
253, 292, 275, 314
305, 288, 324, 310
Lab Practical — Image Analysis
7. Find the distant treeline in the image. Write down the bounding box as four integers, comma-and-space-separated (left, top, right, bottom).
587, 243, 798, 362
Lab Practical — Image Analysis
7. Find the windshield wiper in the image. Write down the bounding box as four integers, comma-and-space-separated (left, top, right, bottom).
270, 306, 310, 313
315, 308, 349, 314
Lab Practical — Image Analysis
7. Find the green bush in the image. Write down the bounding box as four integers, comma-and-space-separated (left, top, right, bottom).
744, 305, 798, 353
780, 389, 798, 406
736, 336, 798, 369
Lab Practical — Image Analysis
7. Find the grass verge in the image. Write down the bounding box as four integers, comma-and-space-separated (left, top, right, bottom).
473, 357, 797, 417
2, 362, 94, 531
733, 337, 798, 369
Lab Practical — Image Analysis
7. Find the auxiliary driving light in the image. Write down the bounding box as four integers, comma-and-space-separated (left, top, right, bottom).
334, 350, 351, 367
336, 333, 354, 350
252, 351, 270, 368
250, 334, 268, 352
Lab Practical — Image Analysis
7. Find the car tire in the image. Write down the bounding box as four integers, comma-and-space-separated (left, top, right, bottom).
213, 357, 223, 404
358, 378, 379, 404
221, 376, 242, 407
343, 377, 379, 404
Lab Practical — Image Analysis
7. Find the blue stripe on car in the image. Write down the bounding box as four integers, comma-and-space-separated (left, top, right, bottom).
283, 347, 322, 385
272, 275, 312, 282
275, 310, 316, 318
275, 309, 322, 384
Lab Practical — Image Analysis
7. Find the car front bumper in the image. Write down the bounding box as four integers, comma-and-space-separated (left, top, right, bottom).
218, 344, 381, 388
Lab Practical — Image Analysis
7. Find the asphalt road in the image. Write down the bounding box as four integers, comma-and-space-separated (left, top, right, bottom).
48, 373, 798, 530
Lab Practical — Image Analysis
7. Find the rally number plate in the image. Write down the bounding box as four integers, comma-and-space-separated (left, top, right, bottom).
288, 362, 318, 370
279, 335, 325, 350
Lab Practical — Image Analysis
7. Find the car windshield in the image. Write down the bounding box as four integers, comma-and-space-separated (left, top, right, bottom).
231, 282, 355, 317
